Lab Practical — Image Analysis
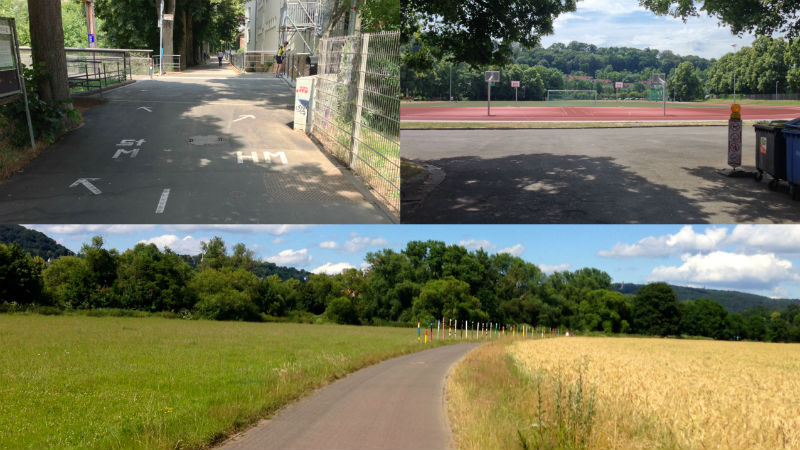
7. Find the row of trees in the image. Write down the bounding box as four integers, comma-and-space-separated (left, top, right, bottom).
2, 238, 800, 342
404, 37, 800, 102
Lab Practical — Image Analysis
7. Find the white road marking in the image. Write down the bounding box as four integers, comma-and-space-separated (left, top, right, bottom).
233, 114, 256, 122
236, 151, 289, 164
113, 148, 140, 159
237, 151, 259, 163
117, 139, 145, 146
69, 178, 101, 195
155, 189, 170, 214
263, 151, 288, 164
138, 106, 152, 112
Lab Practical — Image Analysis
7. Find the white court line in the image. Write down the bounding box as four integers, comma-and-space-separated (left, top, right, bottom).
155, 189, 170, 214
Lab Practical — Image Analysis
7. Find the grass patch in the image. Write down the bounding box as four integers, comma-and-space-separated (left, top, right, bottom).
447, 338, 598, 450
400, 158, 424, 181
401, 121, 741, 130
700, 97, 800, 106
0, 315, 444, 450
0, 117, 49, 184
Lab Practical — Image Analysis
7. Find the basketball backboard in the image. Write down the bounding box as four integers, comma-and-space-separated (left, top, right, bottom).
485, 71, 500, 82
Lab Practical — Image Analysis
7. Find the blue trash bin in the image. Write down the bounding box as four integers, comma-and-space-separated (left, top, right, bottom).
782, 118, 800, 200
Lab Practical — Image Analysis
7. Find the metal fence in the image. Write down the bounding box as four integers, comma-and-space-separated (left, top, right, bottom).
231, 51, 277, 72
711, 93, 800, 101
152, 54, 181, 73
310, 31, 400, 215
19, 47, 153, 93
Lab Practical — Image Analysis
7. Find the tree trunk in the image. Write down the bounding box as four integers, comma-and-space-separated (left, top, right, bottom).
182, 9, 192, 68
27, 0, 70, 107
162, 0, 175, 70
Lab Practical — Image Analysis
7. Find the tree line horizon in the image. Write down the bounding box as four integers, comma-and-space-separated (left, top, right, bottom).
2, 236, 800, 343
403, 37, 800, 102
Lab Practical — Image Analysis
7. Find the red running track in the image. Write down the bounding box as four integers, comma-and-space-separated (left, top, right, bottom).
400, 105, 800, 122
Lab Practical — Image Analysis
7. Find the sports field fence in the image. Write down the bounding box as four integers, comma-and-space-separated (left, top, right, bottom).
310, 30, 400, 216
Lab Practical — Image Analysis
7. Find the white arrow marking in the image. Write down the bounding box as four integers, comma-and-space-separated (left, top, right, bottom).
155, 188, 170, 214
69, 178, 101, 195
138, 106, 152, 112
232, 114, 255, 122
113, 148, 140, 159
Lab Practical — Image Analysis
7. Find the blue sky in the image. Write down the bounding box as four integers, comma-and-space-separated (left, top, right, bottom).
541, 0, 757, 59
24, 224, 800, 300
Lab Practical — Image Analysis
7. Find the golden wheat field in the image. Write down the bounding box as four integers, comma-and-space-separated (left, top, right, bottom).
510, 337, 800, 450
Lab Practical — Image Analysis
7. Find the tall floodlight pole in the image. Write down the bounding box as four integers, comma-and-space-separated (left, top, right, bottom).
159, 0, 164, 75
731, 44, 737, 103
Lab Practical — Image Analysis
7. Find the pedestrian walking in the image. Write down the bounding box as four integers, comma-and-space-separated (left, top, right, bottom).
218, 50, 224, 67
275, 41, 288, 77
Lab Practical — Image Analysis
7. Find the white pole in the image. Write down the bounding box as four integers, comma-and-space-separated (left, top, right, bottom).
159, 0, 164, 75
449, 64, 452, 101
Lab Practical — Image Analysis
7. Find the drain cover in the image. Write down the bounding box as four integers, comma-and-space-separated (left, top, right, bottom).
187, 135, 226, 145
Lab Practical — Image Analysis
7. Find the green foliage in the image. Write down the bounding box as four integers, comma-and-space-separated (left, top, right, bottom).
403, 0, 577, 70
640, 0, 800, 38
114, 243, 195, 312
679, 298, 728, 339
326, 296, 359, 324
94, 0, 159, 50
0, 243, 45, 304
705, 36, 799, 95
42, 256, 93, 309
0, 63, 81, 146
631, 282, 681, 336
403, 41, 714, 101
0, 225, 74, 260
668, 61, 704, 101
190, 267, 260, 321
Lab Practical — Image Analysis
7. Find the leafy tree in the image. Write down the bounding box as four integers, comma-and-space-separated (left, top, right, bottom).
326, 296, 359, 324
0, 243, 45, 304
0, 225, 74, 260
42, 256, 93, 308
114, 243, 195, 311
80, 236, 118, 289
190, 267, 260, 321
679, 298, 728, 339
403, 0, 577, 69
577, 289, 631, 334
631, 282, 681, 336
668, 61, 703, 101
640, 0, 800, 38
413, 276, 486, 323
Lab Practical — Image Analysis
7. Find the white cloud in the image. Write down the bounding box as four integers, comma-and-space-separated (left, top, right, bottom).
26, 224, 154, 235
272, 237, 285, 244
599, 226, 729, 257
648, 251, 800, 290
342, 235, 389, 253
497, 244, 525, 256
459, 239, 497, 251
164, 225, 309, 235
540, 263, 572, 274
265, 248, 313, 267
542, 0, 756, 59
138, 234, 206, 255
727, 225, 800, 255
311, 262, 355, 275
320, 241, 339, 249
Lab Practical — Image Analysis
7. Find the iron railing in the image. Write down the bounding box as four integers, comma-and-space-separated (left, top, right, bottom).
310, 31, 400, 215
152, 54, 181, 73
19, 47, 153, 94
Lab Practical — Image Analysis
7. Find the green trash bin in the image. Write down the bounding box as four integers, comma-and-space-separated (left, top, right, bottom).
782, 118, 800, 200
753, 120, 788, 190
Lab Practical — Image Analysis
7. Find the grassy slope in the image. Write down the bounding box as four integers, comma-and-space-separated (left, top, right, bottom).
0, 315, 439, 450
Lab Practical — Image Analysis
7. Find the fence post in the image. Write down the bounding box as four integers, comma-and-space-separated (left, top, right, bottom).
349, 33, 369, 169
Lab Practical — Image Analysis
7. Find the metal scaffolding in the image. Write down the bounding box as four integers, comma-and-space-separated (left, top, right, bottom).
279, 0, 322, 54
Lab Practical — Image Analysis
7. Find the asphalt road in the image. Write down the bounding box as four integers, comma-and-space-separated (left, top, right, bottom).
0, 62, 391, 223
402, 126, 800, 224
217, 343, 480, 450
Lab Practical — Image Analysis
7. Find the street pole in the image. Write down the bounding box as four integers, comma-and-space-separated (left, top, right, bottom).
732, 44, 737, 104
83, 0, 96, 48
159, 0, 164, 75
449, 64, 452, 101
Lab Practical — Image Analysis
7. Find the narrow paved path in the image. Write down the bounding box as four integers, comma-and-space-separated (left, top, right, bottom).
0, 61, 391, 223
217, 343, 480, 450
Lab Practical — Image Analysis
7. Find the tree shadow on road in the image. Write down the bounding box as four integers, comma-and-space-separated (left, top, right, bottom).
682, 166, 800, 223
402, 152, 711, 224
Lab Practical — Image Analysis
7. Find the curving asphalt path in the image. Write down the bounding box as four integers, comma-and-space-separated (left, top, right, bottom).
217, 343, 480, 450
